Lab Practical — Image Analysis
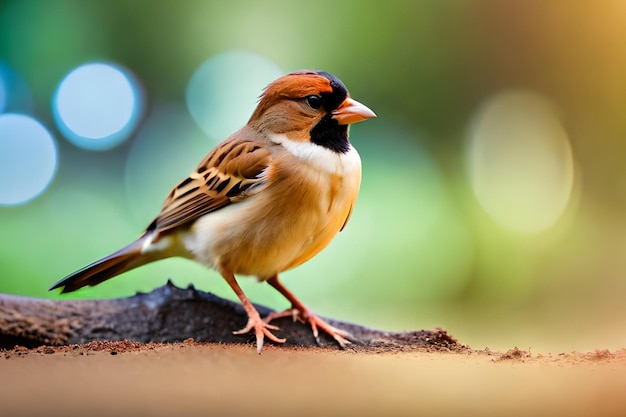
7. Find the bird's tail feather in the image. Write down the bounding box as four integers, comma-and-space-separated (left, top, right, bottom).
49, 234, 167, 293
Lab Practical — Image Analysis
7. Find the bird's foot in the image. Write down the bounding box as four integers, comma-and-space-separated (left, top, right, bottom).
264, 307, 353, 348
233, 315, 286, 353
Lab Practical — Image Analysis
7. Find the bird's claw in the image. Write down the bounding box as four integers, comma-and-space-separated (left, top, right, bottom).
233, 316, 286, 353
264, 307, 353, 349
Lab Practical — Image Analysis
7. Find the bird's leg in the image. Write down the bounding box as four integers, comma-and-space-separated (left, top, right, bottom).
221, 271, 286, 353
264, 275, 353, 348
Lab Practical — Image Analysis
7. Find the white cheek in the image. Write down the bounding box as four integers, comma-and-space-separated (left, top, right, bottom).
268, 133, 361, 175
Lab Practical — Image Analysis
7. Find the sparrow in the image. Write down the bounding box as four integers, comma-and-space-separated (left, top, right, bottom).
49, 70, 376, 353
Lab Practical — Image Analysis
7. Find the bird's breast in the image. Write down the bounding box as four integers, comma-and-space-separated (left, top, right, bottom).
278, 150, 362, 271
183, 140, 362, 279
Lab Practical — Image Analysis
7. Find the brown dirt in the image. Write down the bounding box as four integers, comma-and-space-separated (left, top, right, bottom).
4, 339, 626, 364
2, 340, 626, 417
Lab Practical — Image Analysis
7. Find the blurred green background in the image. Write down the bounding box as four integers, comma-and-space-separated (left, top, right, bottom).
1, 0, 625, 352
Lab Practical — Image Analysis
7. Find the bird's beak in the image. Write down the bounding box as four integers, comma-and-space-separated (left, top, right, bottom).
332, 98, 377, 125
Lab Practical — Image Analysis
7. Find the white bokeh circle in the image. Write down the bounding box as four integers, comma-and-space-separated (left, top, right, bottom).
53, 62, 142, 151
0, 113, 58, 205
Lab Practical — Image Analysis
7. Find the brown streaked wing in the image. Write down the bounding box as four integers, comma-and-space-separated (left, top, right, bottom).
152, 140, 271, 233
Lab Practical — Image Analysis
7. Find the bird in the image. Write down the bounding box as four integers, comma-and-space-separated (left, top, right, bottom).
49, 69, 376, 353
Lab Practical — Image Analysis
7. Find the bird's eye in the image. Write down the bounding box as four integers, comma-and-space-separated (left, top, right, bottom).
306, 95, 323, 110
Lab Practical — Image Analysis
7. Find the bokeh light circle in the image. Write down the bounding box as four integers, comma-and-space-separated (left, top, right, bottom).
186, 51, 283, 141
53, 62, 142, 151
466, 90, 575, 234
0, 113, 58, 206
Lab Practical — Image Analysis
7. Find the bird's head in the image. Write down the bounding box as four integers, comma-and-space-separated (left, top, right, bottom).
249, 70, 376, 153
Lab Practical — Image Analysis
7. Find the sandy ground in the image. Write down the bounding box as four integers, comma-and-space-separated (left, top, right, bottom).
1, 341, 625, 417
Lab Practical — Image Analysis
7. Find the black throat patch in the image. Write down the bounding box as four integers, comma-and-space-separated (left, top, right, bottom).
310, 115, 350, 154
309, 71, 351, 154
